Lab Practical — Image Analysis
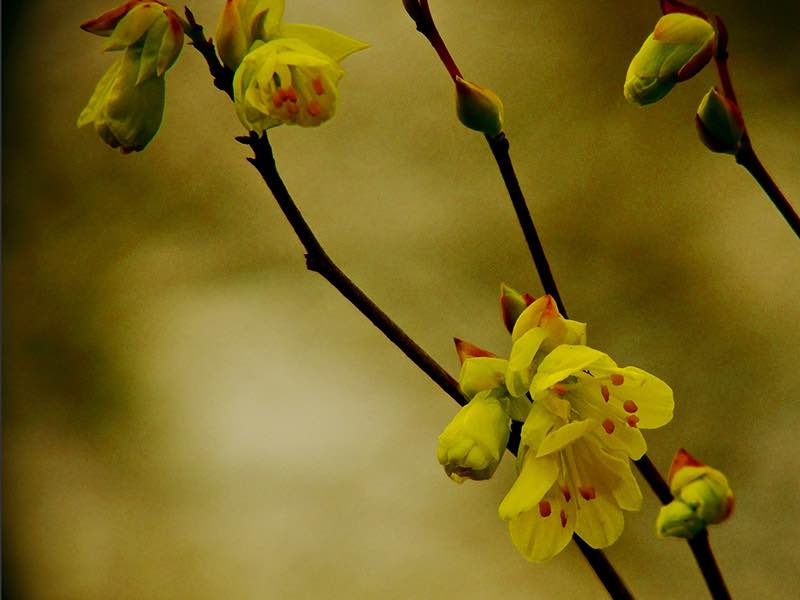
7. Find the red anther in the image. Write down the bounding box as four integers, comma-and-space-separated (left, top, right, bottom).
287, 102, 299, 115
623, 400, 638, 413
538, 500, 552, 518
312, 77, 325, 95
626, 415, 640, 428
579, 485, 597, 501
602, 419, 615, 434
272, 92, 284, 108
552, 383, 568, 396
285, 87, 298, 102
307, 101, 322, 116
560, 509, 568, 528
610, 373, 625, 386
601, 384, 610, 402
279, 88, 290, 101
561, 484, 571, 503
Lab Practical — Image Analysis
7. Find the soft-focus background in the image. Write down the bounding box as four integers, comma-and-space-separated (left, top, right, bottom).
3, 1, 799, 598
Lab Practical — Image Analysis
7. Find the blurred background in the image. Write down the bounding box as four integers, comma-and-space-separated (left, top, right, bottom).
3, 0, 799, 598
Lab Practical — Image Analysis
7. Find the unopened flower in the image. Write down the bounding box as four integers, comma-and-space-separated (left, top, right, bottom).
77, 47, 166, 153
624, 13, 715, 105
437, 389, 511, 483
505, 295, 586, 398
498, 402, 642, 561
657, 448, 734, 539
499, 283, 535, 334
696, 87, 745, 154
454, 76, 504, 137
78, 1, 184, 151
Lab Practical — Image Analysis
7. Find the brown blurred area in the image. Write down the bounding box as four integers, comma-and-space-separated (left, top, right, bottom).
3, 1, 800, 598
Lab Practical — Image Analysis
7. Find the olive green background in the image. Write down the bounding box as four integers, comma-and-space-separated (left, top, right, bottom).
3, 1, 799, 598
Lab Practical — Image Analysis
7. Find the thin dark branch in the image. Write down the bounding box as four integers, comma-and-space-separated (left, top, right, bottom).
689, 531, 732, 600
183, 7, 234, 99
576, 537, 635, 600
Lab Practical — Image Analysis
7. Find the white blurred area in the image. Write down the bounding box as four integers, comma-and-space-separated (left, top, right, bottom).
4, 1, 800, 598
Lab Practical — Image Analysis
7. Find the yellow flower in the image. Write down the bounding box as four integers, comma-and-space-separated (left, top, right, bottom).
498, 402, 642, 561
437, 389, 511, 483
624, 13, 715, 105
530, 344, 674, 460
505, 295, 586, 398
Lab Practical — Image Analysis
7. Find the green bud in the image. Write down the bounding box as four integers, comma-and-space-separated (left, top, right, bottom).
436, 390, 510, 483
454, 76, 504, 137
696, 87, 745, 154
624, 13, 715, 106
77, 47, 166, 153
499, 283, 535, 334
656, 449, 734, 539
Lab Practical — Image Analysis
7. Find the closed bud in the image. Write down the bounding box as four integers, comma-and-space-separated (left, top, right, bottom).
656, 449, 734, 539
624, 13, 715, 106
215, 0, 284, 70
454, 338, 495, 365
454, 76, 504, 137
77, 47, 166, 153
500, 283, 535, 334
436, 390, 510, 483
696, 87, 745, 154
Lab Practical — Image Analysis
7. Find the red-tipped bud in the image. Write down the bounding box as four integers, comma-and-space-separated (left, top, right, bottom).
499, 283, 535, 334
454, 338, 496, 365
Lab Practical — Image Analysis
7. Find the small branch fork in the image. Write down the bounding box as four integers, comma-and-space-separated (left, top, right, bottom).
663, 0, 799, 239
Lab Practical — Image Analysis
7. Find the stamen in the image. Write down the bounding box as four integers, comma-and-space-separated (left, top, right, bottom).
552, 383, 568, 396
601, 384, 610, 402
560, 509, 568, 528
579, 485, 597, 501
623, 400, 638, 413
626, 415, 640, 428
279, 88, 290, 101
561, 484, 571, 503
285, 87, 298, 102
272, 92, 283, 108
538, 501, 552, 518
307, 101, 322, 116
610, 373, 625, 386
312, 77, 325, 95
602, 419, 615, 434
287, 103, 299, 115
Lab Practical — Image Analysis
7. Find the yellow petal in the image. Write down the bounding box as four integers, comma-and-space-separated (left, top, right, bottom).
507, 483, 575, 562
498, 453, 559, 519
279, 23, 369, 62
458, 357, 508, 398
505, 326, 549, 397
531, 345, 616, 394
536, 419, 596, 457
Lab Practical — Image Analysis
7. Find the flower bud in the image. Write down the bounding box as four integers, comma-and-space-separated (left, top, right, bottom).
77, 47, 166, 153
624, 13, 715, 106
437, 390, 510, 483
232, 38, 345, 131
696, 87, 745, 154
454, 76, 504, 137
216, 0, 286, 70
454, 338, 495, 365
500, 283, 535, 334
656, 449, 734, 539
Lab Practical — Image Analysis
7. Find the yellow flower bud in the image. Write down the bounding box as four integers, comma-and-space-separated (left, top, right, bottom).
215, 0, 285, 70
77, 47, 166, 153
656, 449, 734, 539
436, 390, 510, 483
624, 13, 715, 106
454, 76, 504, 137
696, 87, 745, 154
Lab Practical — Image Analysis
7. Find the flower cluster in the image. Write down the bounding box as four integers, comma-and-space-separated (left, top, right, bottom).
217, 0, 368, 132
78, 1, 185, 152
436, 285, 675, 561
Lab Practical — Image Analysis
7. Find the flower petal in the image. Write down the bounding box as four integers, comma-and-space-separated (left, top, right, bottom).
609, 366, 674, 429
506, 326, 549, 397
498, 453, 559, 519
531, 345, 617, 395
458, 357, 508, 398
536, 419, 596, 457
279, 23, 369, 62
507, 483, 576, 562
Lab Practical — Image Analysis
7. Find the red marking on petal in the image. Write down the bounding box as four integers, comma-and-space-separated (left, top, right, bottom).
626, 415, 640, 428
552, 383, 568, 396
561, 484, 571, 503
579, 485, 597, 501
601, 384, 610, 402
610, 373, 624, 386
538, 501, 552, 518
307, 101, 322, 116
560, 510, 568, 527
522, 293, 536, 306
623, 400, 638, 413
312, 77, 325, 95
602, 419, 615, 434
